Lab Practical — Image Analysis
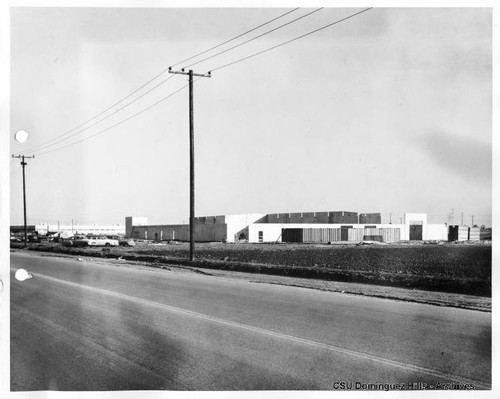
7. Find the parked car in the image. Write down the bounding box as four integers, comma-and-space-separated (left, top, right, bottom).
106, 235, 121, 240
119, 238, 136, 247
61, 239, 74, 247
28, 234, 41, 243
86, 236, 119, 247
72, 238, 90, 247
62, 235, 88, 247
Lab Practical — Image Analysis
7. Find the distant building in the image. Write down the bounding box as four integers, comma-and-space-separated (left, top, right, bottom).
10, 223, 125, 237
125, 211, 479, 243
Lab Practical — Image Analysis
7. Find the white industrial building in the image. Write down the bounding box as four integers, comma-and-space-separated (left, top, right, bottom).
10, 222, 125, 237
126, 212, 475, 243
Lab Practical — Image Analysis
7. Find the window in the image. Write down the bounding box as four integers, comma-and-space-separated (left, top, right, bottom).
258, 231, 263, 242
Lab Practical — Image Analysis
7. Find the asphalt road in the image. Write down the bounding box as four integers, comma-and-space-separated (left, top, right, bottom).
10, 251, 491, 391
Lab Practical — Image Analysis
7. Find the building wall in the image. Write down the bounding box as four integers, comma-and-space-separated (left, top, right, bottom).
130, 223, 227, 242
448, 225, 471, 242
426, 224, 448, 241
223, 214, 267, 242
248, 223, 407, 243
329, 211, 359, 224
125, 216, 148, 238
126, 214, 264, 243
359, 213, 382, 224
130, 224, 187, 241
248, 224, 284, 243
266, 211, 359, 224
10, 225, 36, 233
469, 227, 480, 241
404, 213, 428, 240
248, 222, 450, 243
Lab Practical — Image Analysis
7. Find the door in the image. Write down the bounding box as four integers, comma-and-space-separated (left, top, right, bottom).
409, 223, 423, 240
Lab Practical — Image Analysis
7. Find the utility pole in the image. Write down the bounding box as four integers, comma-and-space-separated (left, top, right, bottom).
389, 213, 392, 224
461, 212, 463, 226
471, 215, 474, 227
168, 68, 211, 261
12, 154, 35, 247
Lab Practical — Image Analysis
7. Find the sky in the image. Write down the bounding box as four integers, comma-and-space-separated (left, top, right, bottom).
7, 6, 493, 227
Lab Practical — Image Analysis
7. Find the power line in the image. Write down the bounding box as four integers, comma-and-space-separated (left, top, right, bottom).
23, 71, 177, 155
34, 78, 203, 157
182, 8, 323, 70
22, 8, 301, 155
210, 7, 373, 73
25, 74, 177, 153
32, 8, 373, 157
170, 8, 300, 68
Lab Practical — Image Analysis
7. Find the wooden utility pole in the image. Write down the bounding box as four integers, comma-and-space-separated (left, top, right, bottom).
12, 154, 35, 247
168, 68, 211, 261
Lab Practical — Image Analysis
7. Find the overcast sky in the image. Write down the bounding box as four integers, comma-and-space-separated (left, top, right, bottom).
8, 6, 492, 226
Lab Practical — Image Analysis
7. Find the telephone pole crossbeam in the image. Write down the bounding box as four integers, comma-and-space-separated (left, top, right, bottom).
168, 68, 211, 78
12, 154, 35, 247
168, 68, 211, 261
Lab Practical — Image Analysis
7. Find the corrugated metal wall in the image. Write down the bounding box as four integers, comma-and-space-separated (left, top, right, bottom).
363, 228, 380, 236
281, 226, 401, 243
302, 228, 342, 243
282, 228, 343, 243
380, 228, 400, 242
448, 226, 471, 241
469, 227, 480, 241
348, 228, 364, 242
458, 226, 469, 241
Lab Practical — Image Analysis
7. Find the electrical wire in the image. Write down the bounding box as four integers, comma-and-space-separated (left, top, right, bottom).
23, 71, 177, 155
34, 77, 203, 157
210, 7, 373, 73
170, 8, 300, 68
30, 8, 373, 157
25, 74, 177, 153
21, 8, 301, 155
182, 8, 323, 70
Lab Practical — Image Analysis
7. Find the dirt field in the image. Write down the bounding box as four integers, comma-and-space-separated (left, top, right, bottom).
15, 240, 491, 298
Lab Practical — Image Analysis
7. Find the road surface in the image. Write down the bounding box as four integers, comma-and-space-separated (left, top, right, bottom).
10, 251, 491, 391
